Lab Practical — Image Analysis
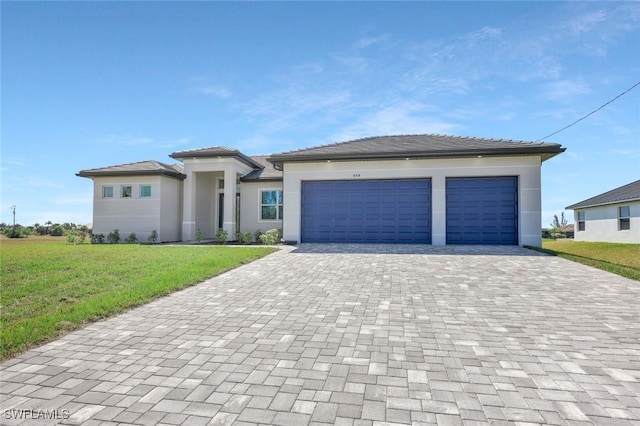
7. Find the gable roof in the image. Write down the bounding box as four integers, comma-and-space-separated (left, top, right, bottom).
170, 146, 264, 169
240, 156, 283, 182
267, 134, 565, 168
77, 160, 186, 180
566, 180, 640, 210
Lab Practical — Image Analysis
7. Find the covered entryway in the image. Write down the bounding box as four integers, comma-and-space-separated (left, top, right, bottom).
446, 176, 518, 245
301, 179, 431, 243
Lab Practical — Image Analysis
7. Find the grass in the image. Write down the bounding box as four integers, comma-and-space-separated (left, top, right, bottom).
0, 237, 277, 360
531, 239, 640, 281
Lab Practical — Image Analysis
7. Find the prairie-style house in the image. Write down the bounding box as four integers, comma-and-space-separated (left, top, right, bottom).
77, 134, 564, 246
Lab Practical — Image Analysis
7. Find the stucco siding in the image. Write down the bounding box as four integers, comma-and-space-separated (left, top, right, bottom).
160, 177, 183, 242
282, 156, 543, 246
574, 201, 640, 243
91, 176, 163, 242
240, 181, 284, 234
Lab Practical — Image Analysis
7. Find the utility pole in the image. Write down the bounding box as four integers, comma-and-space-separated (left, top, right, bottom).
11, 205, 16, 227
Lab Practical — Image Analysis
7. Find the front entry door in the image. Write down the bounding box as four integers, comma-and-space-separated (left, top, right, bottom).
217, 193, 241, 233
218, 193, 225, 230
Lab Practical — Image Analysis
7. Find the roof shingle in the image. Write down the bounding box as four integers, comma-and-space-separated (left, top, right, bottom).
76, 160, 186, 180
566, 180, 640, 209
170, 146, 263, 169
268, 134, 564, 165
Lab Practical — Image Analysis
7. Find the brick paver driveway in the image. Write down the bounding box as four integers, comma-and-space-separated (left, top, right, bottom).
2, 245, 639, 425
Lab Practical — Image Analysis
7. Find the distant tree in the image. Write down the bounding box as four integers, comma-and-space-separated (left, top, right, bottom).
549, 212, 568, 240
50, 224, 64, 236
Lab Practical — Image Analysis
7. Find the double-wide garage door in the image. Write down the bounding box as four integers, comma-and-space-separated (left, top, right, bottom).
301, 179, 431, 243
300, 176, 518, 245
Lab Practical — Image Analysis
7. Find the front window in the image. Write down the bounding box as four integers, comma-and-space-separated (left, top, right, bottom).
260, 190, 283, 220
619, 206, 630, 230
102, 186, 113, 198
121, 185, 133, 198
577, 211, 585, 231
140, 185, 151, 198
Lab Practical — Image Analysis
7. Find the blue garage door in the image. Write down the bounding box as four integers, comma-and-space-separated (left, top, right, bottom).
302, 179, 431, 243
446, 177, 518, 245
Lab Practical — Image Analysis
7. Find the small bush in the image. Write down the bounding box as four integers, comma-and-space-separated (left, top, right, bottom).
236, 231, 253, 245
66, 229, 88, 245
107, 229, 120, 244
125, 233, 137, 244
4, 227, 26, 238
148, 230, 158, 243
216, 228, 228, 244
50, 224, 64, 236
195, 229, 203, 243
91, 233, 105, 244
259, 228, 281, 245
253, 230, 263, 244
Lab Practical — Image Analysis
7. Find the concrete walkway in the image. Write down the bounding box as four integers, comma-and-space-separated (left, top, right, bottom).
1, 245, 639, 425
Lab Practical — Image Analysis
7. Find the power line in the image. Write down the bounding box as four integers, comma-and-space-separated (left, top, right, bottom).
536, 79, 640, 142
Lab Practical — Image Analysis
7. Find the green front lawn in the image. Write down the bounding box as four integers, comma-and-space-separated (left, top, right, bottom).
0, 238, 276, 359
536, 239, 640, 281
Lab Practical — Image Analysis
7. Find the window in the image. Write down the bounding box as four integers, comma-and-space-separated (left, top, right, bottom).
102, 186, 113, 198
577, 211, 585, 231
121, 185, 133, 198
260, 190, 283, 220
619, 206, 630, 230
140, 185, 151, 198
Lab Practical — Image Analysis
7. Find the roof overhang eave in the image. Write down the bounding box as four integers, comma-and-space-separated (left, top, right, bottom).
268, 147, 566, 167
239, 176, 284, 183
76, 170, 186, 180
170, 151, 263, 170
566, 197, 640, 210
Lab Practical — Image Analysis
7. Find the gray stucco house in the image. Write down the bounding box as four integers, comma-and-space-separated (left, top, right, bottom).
77, 134, 564, 246
566, 180, 639, 243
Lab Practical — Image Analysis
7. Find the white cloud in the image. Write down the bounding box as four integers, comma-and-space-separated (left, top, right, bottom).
565, 10, 607, 34
96, 134, 190, 150
330, 102, 459, 142
25, 177, 63, 189
541, 80, 591, 102
197, 85, 231, 98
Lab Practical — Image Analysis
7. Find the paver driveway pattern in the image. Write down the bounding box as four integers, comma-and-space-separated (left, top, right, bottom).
1, 244, 639, 425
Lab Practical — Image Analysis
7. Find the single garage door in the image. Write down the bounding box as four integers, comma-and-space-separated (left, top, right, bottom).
302, 179, 431, 243
446, 176, 518, 245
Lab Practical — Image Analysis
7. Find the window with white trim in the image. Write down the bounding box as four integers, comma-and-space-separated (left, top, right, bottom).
140, 185, 151, 198
260, 190, 283, 221
619, 206, 630, 230
577, 211, 585, 231
121, 185, 133, 198
102, 186, 113, 198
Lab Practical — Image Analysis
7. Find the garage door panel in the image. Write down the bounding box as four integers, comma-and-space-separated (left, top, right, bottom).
446, 177, 518, 245
302, 179, 431, 243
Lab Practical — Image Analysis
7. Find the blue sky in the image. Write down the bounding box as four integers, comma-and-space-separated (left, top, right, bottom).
2, 1, 639, 227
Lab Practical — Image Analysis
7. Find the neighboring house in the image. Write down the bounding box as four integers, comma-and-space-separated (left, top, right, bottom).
77, 134, 564, 246
566, 180, 640, 243
541, 224, 574, 239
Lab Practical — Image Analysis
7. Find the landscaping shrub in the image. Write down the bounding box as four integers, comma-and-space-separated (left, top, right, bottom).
91, 233, 105, 244
253, 230, 263, 244
216, 228, 228, 244
125, 233, 137, 244
195, 229, 203, 243
259, 228, 281, 245
107, 229, 120, 244
148, 230, 158, 244
236, 231, 253, 244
